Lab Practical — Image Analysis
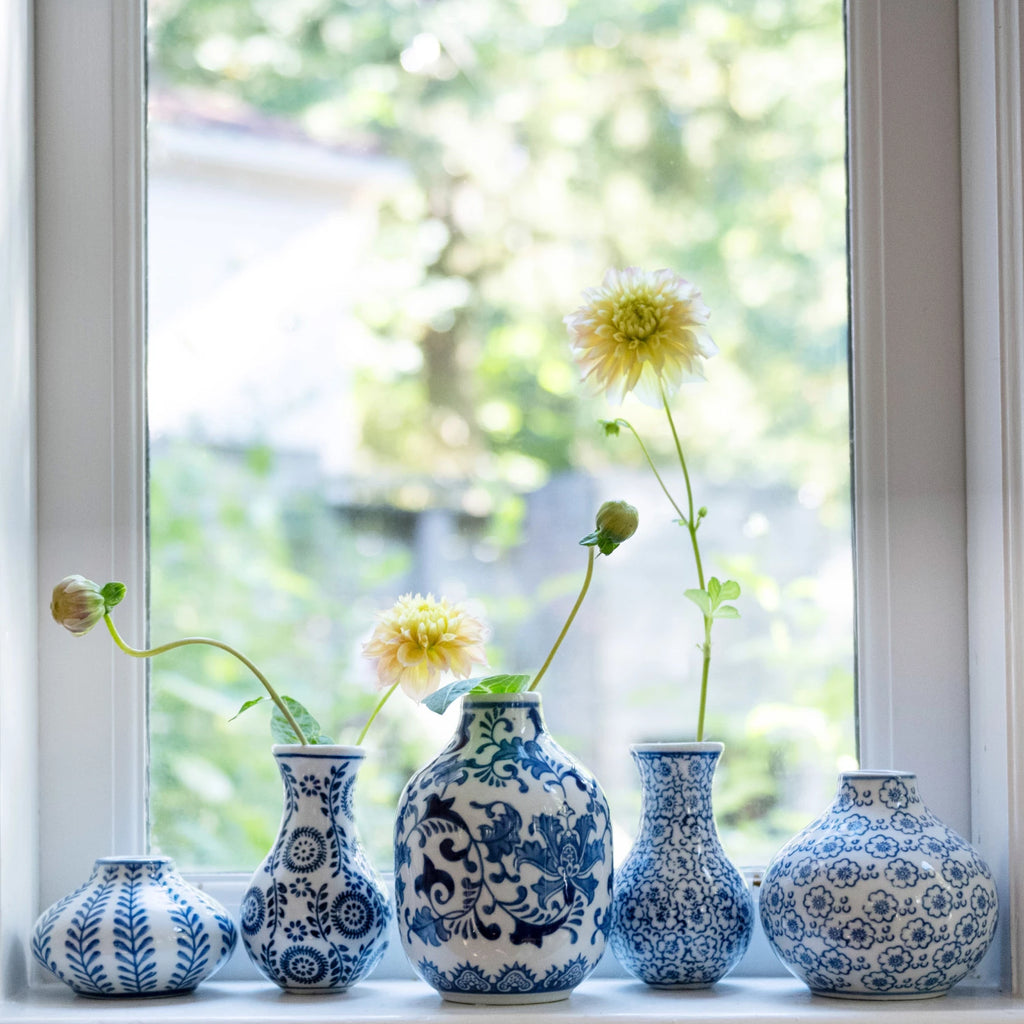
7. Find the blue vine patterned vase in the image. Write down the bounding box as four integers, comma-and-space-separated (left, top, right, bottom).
394, 692, 613, 1004
31, 856, 236, 996
610, 742, 754, 987
239, 745, 390, 991
760, 770, 998, 999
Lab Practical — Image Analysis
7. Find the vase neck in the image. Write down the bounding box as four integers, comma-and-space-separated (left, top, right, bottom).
456, 693, 547, 744
633, 746, 721, 831
834, 771, 922, 815
90, 857, 174, 883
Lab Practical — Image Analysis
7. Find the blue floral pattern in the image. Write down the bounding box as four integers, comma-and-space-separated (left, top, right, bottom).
760, 771, 998, 998
394, 693, 612, 1004
31, 857, 236, 996
610, 743, 753, 987
240, 746, 390, 991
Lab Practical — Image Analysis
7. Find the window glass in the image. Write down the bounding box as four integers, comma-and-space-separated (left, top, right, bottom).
146, 0, 852, 870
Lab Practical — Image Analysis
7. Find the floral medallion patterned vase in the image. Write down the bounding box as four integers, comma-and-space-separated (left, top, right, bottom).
240, 745, 390, 991
610, 742, 754, 987
759, 770, 998, 999
32, 856, 236, 996
394, 692, 613, 1004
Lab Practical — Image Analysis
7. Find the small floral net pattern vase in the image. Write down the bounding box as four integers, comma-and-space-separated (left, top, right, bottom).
610, 742, 754, 987
32, 856, 236, 996
759, 770, 998, 999
394, 692, 613, 1004
240, 745, 390, 991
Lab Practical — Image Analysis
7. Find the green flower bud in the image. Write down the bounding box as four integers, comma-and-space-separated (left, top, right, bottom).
580, 499, 639, 555
51, 575, 106, 636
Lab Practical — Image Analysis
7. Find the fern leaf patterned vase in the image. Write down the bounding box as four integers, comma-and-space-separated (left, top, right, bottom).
610, 742, 754, 986
31, 856, 237, 996
759, 770, 999, 998
394, 692, 613, 1004
239, 745, 391, 991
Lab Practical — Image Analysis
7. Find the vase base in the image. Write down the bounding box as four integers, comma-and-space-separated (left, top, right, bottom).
645, 981, 717, 990
439, 989, 573, 1005
811, 989, 948, 1002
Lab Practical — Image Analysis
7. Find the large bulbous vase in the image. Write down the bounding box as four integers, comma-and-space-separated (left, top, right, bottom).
394, 692, 613, 1004
759, 770, 998, 999
610, 742, 754, 987
240, 745, 391, 992
32, 856, 236, 996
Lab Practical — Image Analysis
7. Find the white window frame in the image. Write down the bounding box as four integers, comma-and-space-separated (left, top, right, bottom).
3, 0, 1024, 1004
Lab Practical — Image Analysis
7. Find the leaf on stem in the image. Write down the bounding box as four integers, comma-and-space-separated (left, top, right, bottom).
421, 674, 532, 715
270, 696, 334, 745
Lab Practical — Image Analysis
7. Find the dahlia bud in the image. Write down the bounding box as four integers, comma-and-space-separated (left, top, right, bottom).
51, 575, 125, 636
580, 499, 639, 555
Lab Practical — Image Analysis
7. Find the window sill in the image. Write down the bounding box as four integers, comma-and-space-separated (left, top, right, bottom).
4, 978, 1023, 1024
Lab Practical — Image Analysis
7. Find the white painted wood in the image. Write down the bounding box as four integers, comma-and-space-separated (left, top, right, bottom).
0, 0, 38, 1000
848, 0, 970, 829
34, 0, 148, 908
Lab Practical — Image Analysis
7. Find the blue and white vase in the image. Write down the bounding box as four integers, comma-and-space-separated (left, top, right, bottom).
394, 692, 613, 1004
610, 742, 754, 987
239, 745, 390, 991
759, 769, 999, 999
31, 856, 236, 996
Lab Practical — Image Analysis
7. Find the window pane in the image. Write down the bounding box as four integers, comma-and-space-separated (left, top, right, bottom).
146, 0, 852, 870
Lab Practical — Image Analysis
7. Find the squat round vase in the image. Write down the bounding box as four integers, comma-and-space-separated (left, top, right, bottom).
240, 745, 390, 992
31, 856, 236, 996
610, 742, 754, 987
759, 770, 998, 999
394, 692, 613, 1004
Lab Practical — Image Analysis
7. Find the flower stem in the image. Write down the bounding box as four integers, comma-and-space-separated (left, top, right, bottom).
356, 681, 400, 746
529, 546, 595, 692
614, 418, 687, 524
103, 614, 309, 745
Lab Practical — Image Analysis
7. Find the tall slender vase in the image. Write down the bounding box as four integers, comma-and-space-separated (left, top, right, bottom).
394, 692, 613, 1004
759, 770, 999, 999
32, 856, 237, 996
239, 745, 391, 991
610, 742, 754, 986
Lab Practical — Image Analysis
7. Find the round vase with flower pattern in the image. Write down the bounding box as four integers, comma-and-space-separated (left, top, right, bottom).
394, 692, 613, 1004
32, 856, 236, 996
759, 770, 998, 999
239, 745, 390, 992
610, 742, 754, 987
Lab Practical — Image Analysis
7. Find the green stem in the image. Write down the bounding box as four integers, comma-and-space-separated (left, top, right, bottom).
696, 627, 713, 743
103, 614, 309, 745
614, 418, 687, 524
529, 546, 595, 692
356, 681, 399, 746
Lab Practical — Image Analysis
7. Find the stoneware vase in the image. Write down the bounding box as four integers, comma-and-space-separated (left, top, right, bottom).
240, 744, 390, 991
610, 742, 754, 987
394, 692, 613, 1004
759, 769, 998, 999
31, 855, 236, 996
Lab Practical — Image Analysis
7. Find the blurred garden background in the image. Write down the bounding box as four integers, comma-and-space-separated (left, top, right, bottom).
144, 0, 853, 870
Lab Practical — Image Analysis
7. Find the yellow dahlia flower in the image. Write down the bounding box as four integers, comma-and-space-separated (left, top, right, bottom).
362, 593, 489, 702
565, 267, 717, 404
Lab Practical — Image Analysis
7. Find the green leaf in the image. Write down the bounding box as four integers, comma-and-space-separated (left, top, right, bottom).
718, 579, 741, 601
707, 577, 722, 605
713, 605, 740, 620
101, 581, 126, 611
422, 673, 533, 715
229, 696, 265, 722
600, 419, 622, 437
270, 696, 334, 745
684, 588, 712, 616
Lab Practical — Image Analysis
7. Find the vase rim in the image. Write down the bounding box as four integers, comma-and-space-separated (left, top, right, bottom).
94, 855, 173, 865
462, 691, 540, 705
840, 769, 916, 780
631, 741, 724, 754
272, 743, 366, 758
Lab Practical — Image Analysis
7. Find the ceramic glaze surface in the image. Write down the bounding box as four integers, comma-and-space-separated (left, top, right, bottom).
394, 693, 612, 1004
610, 743, 754, 987
760, 771, 998, 999
240, 746, 390, 991
32, 856, 236, 996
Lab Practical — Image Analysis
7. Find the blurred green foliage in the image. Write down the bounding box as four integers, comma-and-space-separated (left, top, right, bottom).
146, 0, 853, 870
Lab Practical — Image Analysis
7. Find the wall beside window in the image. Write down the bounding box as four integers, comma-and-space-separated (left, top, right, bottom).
0, 0, 37, 1001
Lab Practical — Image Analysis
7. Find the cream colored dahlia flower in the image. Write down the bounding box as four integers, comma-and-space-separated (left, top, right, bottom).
565, 267, 717, 404
362, 593, 488, 702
